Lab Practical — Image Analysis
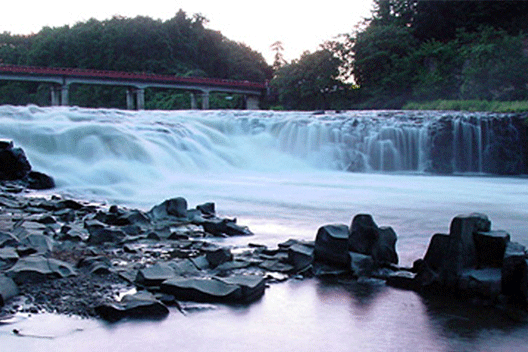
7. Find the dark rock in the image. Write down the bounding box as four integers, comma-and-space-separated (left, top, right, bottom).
95, 291, 169, 322
215, 275, 266, 302
258, 260, 295, 273
206, 248, 233, 268
349, 214, 378, 255
386, 271, 418, 291
77, 256, 112, 275
0, 275, 19, 306
459, 268, 502, 300
201, 218, 253, 237
20, 234, 54, 254
190, 255, 210, 270
0, 247, 19, 263
149, 197, 188, 220
169, 259, 201, 276
87, 227, 127, 245
0, 145, 31, 180
349, 252, 374, 277
196, 202, 215, 217
288, 244, 314, 271
161, 277, 241, 302
501, 241, 528, 303
373, 226, 399, 265
6, 256, 77, 284
26, 171, 55, 190
314, 224, 350, 267
423, 234, 450, 272
136, 262, 176, 286
0, 231, 19, 248
474, 230, 510, 268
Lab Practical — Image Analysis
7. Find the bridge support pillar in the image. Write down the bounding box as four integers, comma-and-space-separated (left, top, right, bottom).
50, 86, 61, 106
136, 88, 145, 110
190, 93, 197, 110
61, 84, 69, 106
245, 96, 260, 110
126, 88, 135, 110
201, 91, 210, 110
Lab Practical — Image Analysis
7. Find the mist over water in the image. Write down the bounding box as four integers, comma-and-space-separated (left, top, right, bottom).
1, 105, 527, 351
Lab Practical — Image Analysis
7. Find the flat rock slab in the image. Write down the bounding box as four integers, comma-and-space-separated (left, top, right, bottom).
0, 275, 19, 306
136, 262, 177, 286
161, 277, 241, 302
6, 256, 77, 284
215, 275, 266, 302
95, 291, 169, 322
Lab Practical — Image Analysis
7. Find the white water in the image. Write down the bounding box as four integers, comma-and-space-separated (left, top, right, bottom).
1, 105, 528, 351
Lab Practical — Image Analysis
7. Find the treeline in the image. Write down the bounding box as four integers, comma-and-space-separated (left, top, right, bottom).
0, 10, 272, 109
271, 0, 528, 110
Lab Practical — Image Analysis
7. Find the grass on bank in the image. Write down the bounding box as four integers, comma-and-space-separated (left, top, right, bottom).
403, 100, 528, 113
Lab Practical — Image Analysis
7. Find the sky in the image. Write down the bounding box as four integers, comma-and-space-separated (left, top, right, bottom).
0, 0, 374, 63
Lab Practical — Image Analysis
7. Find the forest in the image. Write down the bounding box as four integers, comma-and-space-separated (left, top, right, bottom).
1, 1, 528, 110
0, 10, 272, 109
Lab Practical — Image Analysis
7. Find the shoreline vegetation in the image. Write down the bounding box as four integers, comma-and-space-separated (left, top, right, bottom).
403, 100, 528, 113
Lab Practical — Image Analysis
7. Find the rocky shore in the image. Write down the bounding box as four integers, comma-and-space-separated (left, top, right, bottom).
1, 141, 528, 323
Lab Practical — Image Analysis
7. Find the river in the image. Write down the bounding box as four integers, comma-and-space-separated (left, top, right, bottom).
0, 106, 527, 351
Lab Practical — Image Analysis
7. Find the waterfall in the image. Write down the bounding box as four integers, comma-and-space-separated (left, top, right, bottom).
0, 106, 524, 186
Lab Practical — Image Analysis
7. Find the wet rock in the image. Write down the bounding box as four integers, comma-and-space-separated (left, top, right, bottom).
0, 142, 31, 180
200, 218, 253, 237
95, 291, 169, 322
136, 262, 176, 286
501, 242, 528, 303
0, 247, 19, 270
161, 277, 241, 302
87, 227, 127, 245
196, 202, 215, 217
169, 259, 201, 276
215, 275, 266, 302
386, 271, 418, 291
0, 275, 19, 306
423, 234, 450, 272
288, 243, 314, 272
459, 268, 502, 300
314, 224, 350, 267
26, 171, 55, 190
148, 197, 188, 220
6, 256, 77, 284
77, 256, 112, 275
349, 214, 398, 265
20, 233, 54, 254
0, 231, 19, 248
474, 230, 510, 268
205, 248, 233, 268
349, 252, 374, 277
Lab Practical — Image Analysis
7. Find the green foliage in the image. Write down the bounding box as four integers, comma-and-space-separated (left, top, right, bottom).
0, 10, 271, 109
404, 100, 528, 113
270, 49, 349, 110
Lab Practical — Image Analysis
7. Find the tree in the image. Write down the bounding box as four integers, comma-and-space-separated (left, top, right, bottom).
270, 41, 286, 71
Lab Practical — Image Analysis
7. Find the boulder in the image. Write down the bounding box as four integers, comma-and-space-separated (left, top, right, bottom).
349, 252, 374, 277
205, 247, 233, 268
148, 197, 188, 220
501, 241, 528, 303
200, 218, 252, 237
136, 262, 177, 286
349, 214, 398, 265
474, 230, 510, 268
0, 275, 19, 306
161, 277, 241, 302
423, 234, 450, 272
196, 202, 215, 217
215, 275, 266, 302
288, 243, 314, 272
0, 143, 31, 180
458, 268, 502, 300
314, 224, 350, 267
6, 256, 77, 284
95, 291, 169, 322
26, 171, 55, 190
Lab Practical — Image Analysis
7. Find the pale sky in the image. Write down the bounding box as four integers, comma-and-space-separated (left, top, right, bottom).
0, 1, 374, 63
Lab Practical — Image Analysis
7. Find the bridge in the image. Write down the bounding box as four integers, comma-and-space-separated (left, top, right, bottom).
0, 65, 267, 110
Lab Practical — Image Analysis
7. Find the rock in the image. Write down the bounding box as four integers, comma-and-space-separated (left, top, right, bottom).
20, 233, 54, 254
459, 268, 502, 300
136, 262, 176, 286
168, 259, 201, 276
423, 234, 450, 272
196, 202, 215, 217
288, 244, 314, 272
95, 291, 169, 322
0, 144, 31, 180
501, 241, 528, 303
87, 227, 127, 245
161, 277, 241, 302
6, 256, 77, 284
0, 231, 19, 248
0, 275, 19, 306
215, 275, 266, 302
386, 271, 418, 291
201, 218, 252, 237
314, 224, 350, 267
205, 248, 233, 268
349, 214, 398, 265
26, 171, 55, 190
77, 256, 112, 275
474, 230, 510, 268
148, 197, 188, 220
349, 252, 374, 277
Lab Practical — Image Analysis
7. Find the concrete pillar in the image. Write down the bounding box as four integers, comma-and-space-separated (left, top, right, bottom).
126, 88, 135, 110
245, 96, 260, 110
50, 86, 60, 106
190, 93, 197, 110
201, 91, 210, 110
136, 88, 145, 110
61, 84, 69, 106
